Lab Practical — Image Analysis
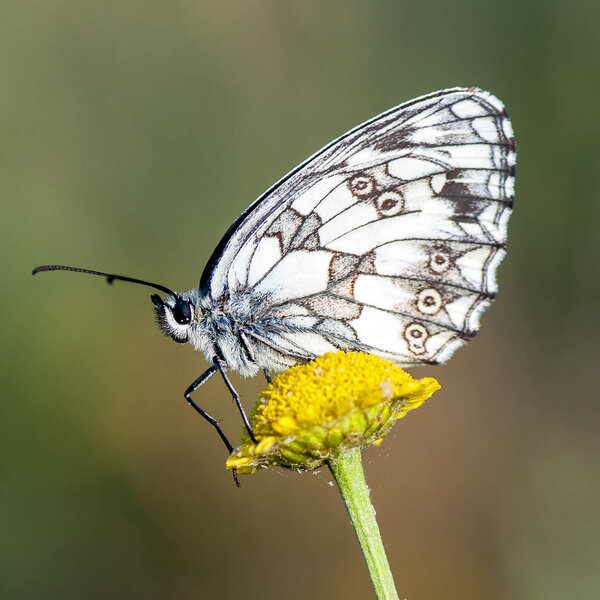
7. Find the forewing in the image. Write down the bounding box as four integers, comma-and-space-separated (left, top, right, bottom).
204, 88, 515, 366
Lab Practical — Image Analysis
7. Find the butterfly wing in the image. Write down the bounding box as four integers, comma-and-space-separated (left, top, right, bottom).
202, 88, 515, 368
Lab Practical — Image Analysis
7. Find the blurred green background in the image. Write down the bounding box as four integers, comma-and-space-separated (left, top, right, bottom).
2, 1, 599, 598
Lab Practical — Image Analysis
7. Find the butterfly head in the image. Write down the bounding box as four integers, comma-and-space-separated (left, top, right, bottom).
152, 291, 201, 344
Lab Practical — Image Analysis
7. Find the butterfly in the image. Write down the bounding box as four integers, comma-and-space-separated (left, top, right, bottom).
34, 87, 515, 472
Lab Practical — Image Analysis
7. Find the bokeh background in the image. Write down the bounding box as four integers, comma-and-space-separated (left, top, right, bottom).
2, 2, 599, 598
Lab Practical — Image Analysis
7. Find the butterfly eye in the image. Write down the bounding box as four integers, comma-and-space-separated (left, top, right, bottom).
172, 300, 192, 325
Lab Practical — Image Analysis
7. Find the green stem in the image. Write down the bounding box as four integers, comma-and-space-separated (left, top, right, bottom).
327, 448, 399, 600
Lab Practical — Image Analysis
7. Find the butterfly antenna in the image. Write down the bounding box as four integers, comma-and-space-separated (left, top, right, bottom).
32, 264, 176, 297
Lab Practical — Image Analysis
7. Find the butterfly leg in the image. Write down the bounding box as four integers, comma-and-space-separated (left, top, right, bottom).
263, 369, 272, 384
213, 357, 258, 444
184, 365, 240, 486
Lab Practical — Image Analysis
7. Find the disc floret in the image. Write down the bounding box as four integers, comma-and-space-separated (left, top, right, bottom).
226, 351, 440, 474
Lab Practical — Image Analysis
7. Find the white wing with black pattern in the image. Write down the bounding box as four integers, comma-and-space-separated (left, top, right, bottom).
201, 87, 515, 370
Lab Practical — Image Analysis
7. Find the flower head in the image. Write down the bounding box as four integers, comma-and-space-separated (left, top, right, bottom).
226, 351, 440, 474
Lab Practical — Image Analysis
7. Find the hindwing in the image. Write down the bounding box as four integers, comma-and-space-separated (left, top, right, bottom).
202, 88, 515, 366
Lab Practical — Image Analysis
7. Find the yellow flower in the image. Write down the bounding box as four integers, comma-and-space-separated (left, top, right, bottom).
226, 351, 440, 474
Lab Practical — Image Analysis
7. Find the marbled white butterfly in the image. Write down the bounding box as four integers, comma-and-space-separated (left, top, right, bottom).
34, 87, 515, 465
